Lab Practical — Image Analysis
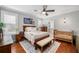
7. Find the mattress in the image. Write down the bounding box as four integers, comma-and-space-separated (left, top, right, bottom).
24, 31, 49, 45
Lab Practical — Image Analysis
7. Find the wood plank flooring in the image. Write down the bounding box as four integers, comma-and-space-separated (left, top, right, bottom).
56, 41, 77, 53
11, 40, 77, 53
11, 42, 26, 53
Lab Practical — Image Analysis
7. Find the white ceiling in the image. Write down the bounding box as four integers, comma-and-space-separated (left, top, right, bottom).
1, 5, 79, 19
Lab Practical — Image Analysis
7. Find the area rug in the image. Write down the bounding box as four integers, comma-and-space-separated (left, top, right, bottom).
19, 40, 61, 53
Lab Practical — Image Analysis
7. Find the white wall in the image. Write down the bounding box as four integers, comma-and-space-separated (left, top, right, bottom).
54, 11, 79, 35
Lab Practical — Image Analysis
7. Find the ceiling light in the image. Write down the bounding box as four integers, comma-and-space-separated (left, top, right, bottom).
42, 11, 46, 15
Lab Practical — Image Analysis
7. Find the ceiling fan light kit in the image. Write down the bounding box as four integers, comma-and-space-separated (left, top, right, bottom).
42, 11, 46, 15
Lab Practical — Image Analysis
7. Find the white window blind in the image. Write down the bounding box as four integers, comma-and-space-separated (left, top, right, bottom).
3, 13, 17, 34
4, 14, 16, 24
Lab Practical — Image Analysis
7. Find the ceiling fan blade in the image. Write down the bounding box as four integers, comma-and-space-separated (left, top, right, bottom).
46, 10, 55, 12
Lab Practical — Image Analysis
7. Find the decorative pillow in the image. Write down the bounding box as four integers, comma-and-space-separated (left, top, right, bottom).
25, 28, 27, 32
29, 27, 37, 32
25, 27, 37, 32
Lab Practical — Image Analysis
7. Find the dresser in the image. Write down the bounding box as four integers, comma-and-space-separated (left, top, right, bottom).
40, 26, 47, 32
0, 35, 13, 53
16, 32, 24, 42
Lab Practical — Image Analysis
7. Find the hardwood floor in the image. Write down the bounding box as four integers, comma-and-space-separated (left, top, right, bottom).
56, 40, 77, 53
11, 40, 77, 53
11, 42, 26, 53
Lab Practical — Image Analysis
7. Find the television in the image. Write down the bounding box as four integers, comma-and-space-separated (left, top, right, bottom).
24, 18, 32, 24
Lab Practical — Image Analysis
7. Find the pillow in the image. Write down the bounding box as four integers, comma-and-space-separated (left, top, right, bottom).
25, 27, 31, 32
25, 27, 37, 32
30, 27, 37, 32
25, 27, 28, 32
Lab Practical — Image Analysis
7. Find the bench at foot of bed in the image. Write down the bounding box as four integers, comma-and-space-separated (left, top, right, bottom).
35, 37, 53, 52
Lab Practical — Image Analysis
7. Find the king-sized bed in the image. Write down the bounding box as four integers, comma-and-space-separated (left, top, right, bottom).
24, 26, 49, 45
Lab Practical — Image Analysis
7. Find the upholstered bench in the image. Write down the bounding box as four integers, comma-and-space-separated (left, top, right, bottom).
36, 37, 53, 52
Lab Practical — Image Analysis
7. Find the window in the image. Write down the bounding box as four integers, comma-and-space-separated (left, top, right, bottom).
4, 14, 16, 24
3, 13, 17, 34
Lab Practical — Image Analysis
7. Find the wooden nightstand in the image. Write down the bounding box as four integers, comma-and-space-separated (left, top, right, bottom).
16, 32, 24, 42
40, 26, 47, 32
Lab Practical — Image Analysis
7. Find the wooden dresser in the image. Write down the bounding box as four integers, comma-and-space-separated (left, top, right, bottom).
40, 26, 47, 32
0, 44, 12, 53
0, 35, 13, 53
16, 32, 24, 42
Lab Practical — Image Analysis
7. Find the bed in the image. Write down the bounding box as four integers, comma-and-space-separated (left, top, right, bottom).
24, 26, 49, 45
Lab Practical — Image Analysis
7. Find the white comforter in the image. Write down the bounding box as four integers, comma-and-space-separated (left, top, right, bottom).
24, 31, 49, 45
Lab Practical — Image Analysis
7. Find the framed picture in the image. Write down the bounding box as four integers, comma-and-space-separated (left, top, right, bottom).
24, 18, 32, 24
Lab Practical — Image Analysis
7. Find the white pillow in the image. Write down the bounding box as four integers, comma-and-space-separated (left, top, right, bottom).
30, 27, 37, 32
25, 27, 37, 32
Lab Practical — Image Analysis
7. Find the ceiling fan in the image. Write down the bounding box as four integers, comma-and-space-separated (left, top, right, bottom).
34, 5, 55, 16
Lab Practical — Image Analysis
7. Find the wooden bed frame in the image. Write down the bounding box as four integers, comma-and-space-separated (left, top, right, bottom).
25, 35, 49, 45
23, 25, 49, 49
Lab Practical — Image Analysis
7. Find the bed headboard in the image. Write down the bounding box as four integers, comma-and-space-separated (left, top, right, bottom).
23, 25, 36, 32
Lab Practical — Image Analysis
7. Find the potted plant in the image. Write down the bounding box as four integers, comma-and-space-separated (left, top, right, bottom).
0, 23, 4, 32
0, 22, 4, 41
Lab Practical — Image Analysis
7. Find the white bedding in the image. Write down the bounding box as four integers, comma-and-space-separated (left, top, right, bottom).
24, 31, 49, 45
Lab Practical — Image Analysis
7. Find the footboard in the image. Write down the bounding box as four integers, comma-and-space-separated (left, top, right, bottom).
34, 35, 49, 48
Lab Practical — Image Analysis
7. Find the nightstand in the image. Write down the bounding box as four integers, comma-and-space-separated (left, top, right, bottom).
16, 32, 24, 42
